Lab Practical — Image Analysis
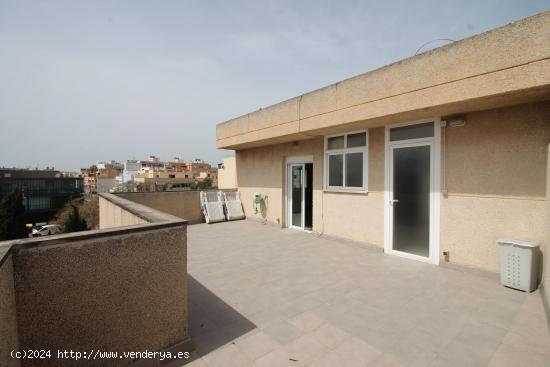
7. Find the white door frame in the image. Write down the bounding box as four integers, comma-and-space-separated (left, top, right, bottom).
384, 118, 441, 265
285, 155, 313, 231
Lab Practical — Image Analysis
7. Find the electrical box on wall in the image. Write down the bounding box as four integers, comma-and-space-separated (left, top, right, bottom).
253, 192, 263, 214
253, 193, 262, 204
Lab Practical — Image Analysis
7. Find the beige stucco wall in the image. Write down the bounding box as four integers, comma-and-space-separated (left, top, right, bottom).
237, 138, 324, 227
237, 128, 386, 246
13, 226, 188, 367
320, 127, 385, 245
116, 191, 205, 224
234, 101, 550, 272
0, 253, 21, 367
441, 102, 550, 271
218, 156, 237, 189
99, 196, 147, 229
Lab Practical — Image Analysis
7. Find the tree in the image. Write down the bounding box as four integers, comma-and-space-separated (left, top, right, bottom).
63, 202, 88, 233
197, 177, 213, 190
0, 189, 27, 240
79, 195, 99, 230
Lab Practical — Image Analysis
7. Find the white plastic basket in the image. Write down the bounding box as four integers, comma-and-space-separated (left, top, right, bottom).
498, 239, 539, 292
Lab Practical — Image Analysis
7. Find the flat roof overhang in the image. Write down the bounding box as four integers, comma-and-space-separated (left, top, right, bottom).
216, 11, 550, 150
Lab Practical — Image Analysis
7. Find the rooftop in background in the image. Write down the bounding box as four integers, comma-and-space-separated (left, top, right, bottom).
0, 168, 63, 179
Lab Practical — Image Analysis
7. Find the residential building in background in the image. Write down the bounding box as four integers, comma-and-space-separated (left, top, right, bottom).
0, 168, 83, 223
134, 171, 195, 191
138, 155, 165, 174
82, 156, 218, 193
81, 161, 124, 194
96, 160, 124, 171
167, 157, 188, 172
119, 160, 141, 183
184, 159, 212, 174
97, 178, 119, 193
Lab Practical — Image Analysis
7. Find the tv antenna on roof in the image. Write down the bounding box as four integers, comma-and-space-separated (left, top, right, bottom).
414, 38, 455, 56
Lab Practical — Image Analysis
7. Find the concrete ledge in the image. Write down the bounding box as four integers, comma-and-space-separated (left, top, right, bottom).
115, 190, 238, 225
0, 192, 191, 367
99, 193, 184, 223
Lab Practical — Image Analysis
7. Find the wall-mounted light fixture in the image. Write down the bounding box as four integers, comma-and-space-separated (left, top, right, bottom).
448, 116, 466, 127
292, 141, 300, 150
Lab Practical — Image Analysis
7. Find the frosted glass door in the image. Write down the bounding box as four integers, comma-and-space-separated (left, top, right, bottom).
392, 145, 430, 257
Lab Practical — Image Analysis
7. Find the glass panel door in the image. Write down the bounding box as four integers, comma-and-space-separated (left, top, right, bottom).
291, 164, 304, 228
391, 145, 431, 257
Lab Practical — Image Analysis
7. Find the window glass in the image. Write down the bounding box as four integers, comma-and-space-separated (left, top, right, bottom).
390, 122, 434, 141
347, 132, 366, 148
325, 130, 368, 190
345, 153, 363, 187
328, 154, 343, 186
327, 136, 344, 150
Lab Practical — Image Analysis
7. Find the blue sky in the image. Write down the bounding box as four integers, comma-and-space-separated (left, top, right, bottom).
0, 0, 547, 170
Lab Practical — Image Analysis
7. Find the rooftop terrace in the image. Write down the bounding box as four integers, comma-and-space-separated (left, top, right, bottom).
186, 220, 550, 367
1, 192, 548, 367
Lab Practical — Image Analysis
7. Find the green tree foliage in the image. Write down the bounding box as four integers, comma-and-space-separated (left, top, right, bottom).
79, 196, 99, 230
0, 189, 27, 240
54, 197, 98, 232
63, 202, 88, 233
191, 177, 213, 190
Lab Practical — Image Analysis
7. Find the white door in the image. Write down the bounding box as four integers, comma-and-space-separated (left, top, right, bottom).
385, 120, 441, 264
389, 142, 433, 261
288, 163, 305, 229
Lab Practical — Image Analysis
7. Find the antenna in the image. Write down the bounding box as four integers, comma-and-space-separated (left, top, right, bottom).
414, 38, 455, 56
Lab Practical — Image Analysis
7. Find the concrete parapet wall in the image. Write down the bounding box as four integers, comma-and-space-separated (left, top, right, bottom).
0, 194, 190, 367
115, 190, 237, 224
13, 224, 188, 367
0, 253, 21, 367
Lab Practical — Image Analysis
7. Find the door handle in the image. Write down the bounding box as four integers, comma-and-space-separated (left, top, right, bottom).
390, 199, 399, 205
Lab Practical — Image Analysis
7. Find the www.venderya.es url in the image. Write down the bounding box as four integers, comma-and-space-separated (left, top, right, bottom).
11, 349, 190, 361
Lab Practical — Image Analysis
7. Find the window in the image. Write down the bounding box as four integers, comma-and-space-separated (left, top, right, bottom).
389, 122, 434, 141
325, 130, 368, 191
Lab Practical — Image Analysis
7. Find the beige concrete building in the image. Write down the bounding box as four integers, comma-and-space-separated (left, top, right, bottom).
216, 11, 550, 281
135, 171, 193, 183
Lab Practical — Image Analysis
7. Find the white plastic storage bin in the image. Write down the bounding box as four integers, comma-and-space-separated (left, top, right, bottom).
498, 239, 539, 292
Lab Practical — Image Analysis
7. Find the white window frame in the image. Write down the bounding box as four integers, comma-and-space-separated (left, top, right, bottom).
324, 129, 369, 192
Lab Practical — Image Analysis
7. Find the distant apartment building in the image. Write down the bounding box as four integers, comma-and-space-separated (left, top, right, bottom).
167, 157, 188, 172
134, 171, 194, 192
81, 169, 97, 195
185, 159, 212, 174
97, 178, 119, 193
84, 156, 217, 192
119, 160, 141, 183
0, 168, 83, 223
96, 160, 124, 171
81, 161, 124, 194
138, 155, 165, 174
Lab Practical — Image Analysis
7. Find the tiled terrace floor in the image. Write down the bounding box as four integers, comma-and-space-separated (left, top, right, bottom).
185, 220, 550, 367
